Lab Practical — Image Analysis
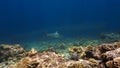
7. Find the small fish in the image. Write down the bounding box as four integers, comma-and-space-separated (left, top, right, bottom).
46, 31, 61, 38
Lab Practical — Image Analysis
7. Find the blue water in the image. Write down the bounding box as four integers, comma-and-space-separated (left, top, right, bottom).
0, 0, 120, 44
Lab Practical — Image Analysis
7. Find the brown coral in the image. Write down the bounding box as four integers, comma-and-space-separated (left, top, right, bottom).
88, 58, 99, 67
102, 48, 120, 60
16, 57, 32, 68
68, 46, 85, 60
0, 44, 26, 62
114, 41, 120, 48
10, 51, 98, 68
113, 57, 120, 68
68, 46, 84, 53
105, 57, 120, 68
10, 52, 66, 68
84, 45, 94, 58
106, 60, 114, 68
67, 63, 84, 68
92, 42, 120, 60
27, 48, 37, 57
85, 45, 93, 52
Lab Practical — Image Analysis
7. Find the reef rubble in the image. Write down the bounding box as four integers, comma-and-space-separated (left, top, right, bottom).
0, 41, 120, 68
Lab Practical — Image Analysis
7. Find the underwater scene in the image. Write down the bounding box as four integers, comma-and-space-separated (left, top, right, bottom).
0, 0, 120, 68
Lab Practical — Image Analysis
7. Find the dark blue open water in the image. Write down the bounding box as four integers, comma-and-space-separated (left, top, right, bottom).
0, 0, 120, 44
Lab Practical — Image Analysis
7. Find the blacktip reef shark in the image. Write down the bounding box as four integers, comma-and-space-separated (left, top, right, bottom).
46, 31, 61, 38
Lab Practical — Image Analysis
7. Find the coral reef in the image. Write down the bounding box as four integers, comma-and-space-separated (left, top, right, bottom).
94, 41, 120, 68
0, 44, 26, 68
68, 46, 84, 53
68, 46, 85, 60
84, 45, 94, 58
102, 48, 120, 60
68, 45, 95, 60
67, 41, 120, 68
113, 57, 120, 68
92, 42, 120, 59
9, 51, 66, 68
0, 44, 26, 62
88, 58, 99, 67
1, 41, 120, 68
9, 51, 100, 68
27, 48, 37, 57
67, 61, 85, 68
105, 57, 120, 68
67, 59, 99, 68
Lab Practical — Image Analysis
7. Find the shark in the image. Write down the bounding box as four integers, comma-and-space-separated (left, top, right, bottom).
46, 31, 61, 38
